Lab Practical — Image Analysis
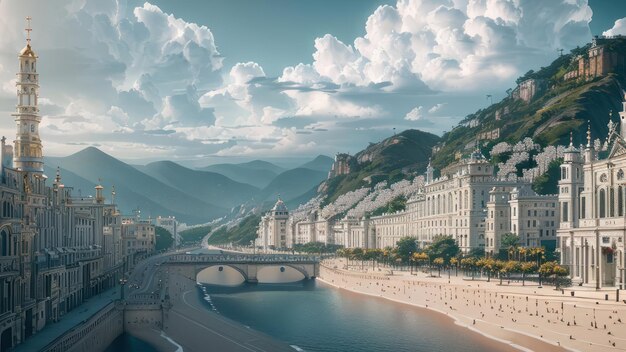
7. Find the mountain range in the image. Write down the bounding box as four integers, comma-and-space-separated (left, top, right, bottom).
44, 148, 333, 225
43, 39, 626, 227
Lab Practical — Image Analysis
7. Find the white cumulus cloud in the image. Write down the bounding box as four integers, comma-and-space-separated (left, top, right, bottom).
604, 18, 626, 36
404, 106, 424, 121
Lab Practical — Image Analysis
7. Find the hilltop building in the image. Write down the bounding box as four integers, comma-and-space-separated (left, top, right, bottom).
328, 153, 353, 178
558, 93, 626, 289
564, 35, 626, 81
0, 20, 154, 351
512, 79, 546, 103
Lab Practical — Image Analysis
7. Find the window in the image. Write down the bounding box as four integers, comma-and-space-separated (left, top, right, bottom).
610, 188, 615, 217
617, 187, 624, 216
599, 189, 606, 218
562, 202, 569, 222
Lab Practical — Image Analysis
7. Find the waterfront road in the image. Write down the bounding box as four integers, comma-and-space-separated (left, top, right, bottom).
126, 247, 295, 352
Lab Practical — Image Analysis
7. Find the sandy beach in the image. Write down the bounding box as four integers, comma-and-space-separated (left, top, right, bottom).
319, 259, 626, 352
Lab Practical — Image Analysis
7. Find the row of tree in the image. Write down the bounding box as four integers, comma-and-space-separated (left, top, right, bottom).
336, 235, 569, 288
293, 242, 343, 254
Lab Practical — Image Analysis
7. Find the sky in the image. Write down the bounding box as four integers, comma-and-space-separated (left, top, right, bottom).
0, 0, 625, 166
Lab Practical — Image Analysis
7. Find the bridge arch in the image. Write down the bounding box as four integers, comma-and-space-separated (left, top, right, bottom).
256, 264, 307, 283
196, 265, 247, 286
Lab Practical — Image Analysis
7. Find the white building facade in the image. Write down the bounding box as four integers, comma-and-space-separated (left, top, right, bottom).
257, 198, 290, 249
558, 97, 626, 289
266, 154, 559, 254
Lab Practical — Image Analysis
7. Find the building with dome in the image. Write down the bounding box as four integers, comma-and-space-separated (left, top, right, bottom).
257, 197, 290, 249
558, 94, 626, 289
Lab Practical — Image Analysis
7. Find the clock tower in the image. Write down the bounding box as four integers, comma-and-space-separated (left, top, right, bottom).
13, 16, 43, 174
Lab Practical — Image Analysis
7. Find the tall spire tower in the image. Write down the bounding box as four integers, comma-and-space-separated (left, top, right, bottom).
13, 16, 43, 174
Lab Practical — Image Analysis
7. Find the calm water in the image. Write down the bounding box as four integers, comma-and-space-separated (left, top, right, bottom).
202, 280, 511, 352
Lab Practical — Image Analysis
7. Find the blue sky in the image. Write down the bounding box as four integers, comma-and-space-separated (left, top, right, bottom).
0, 0, 624, 166
148, 0, 626, 77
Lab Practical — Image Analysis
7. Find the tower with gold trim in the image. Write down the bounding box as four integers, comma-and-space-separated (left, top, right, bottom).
13, 16, 43, 174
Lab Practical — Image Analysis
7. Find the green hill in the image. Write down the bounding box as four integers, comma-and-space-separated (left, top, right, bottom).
320, 129, 440, 204
180, 225, 212, 244
207, 215, 261, 245
432, 40, 626, 173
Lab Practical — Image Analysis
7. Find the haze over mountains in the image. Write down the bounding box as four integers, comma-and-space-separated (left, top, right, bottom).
44, 148, 333, 225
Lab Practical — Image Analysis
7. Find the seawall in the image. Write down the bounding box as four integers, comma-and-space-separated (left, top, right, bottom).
40, 302, 124, 352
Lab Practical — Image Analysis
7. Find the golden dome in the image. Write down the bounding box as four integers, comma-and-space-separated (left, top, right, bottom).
19, 44, 36, 58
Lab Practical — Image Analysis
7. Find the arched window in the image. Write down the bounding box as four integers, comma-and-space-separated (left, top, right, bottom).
0, 229, 8, 256
619, 169, 625, 181
437, 194, 441, 214
610, 188, 615, 217
617, 187, 624, 216
599, 189, 606, 218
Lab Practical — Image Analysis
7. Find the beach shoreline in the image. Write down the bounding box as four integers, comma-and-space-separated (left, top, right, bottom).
317, 259, 626, 352
315, 275, 538, 352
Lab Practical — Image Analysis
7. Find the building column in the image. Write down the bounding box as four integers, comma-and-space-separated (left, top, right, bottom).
570, 232, 575, 276
581, 239, 589, 284
596, 230, 601, 290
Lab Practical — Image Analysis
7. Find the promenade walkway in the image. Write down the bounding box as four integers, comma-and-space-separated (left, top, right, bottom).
13, 287, 120, 352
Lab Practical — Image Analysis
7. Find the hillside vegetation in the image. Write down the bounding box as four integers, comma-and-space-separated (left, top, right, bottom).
180, 225, 212, 244
320, 129, 439, 205
207, 215, 261, 245
155, 226, 174, 251
432, 42, 626, 175
298, 39, 626, 218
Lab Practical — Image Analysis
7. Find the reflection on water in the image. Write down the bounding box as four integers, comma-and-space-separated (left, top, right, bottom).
202, 280, 512, 352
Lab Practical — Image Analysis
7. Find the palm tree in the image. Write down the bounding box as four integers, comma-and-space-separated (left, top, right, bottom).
520, 262, 537, 286
450, 257, 459, 276
461, 257, 477, 280
433, 257, 445, 277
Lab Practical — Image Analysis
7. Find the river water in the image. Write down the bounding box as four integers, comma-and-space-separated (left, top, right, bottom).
202, 280, 513, 352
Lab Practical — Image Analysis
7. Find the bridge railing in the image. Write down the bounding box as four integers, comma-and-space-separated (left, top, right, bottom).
166, 254, 320, 263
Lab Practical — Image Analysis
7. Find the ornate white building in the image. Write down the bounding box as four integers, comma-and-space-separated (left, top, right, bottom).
267, 153, 559, 254
257, 198, 290, 249
558, 96, 626, 289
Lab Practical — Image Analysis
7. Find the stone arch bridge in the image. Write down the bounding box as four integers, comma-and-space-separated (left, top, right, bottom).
164, 253, 320, 285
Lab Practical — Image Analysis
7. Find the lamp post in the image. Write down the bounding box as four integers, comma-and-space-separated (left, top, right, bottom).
119, 277, 128, 301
